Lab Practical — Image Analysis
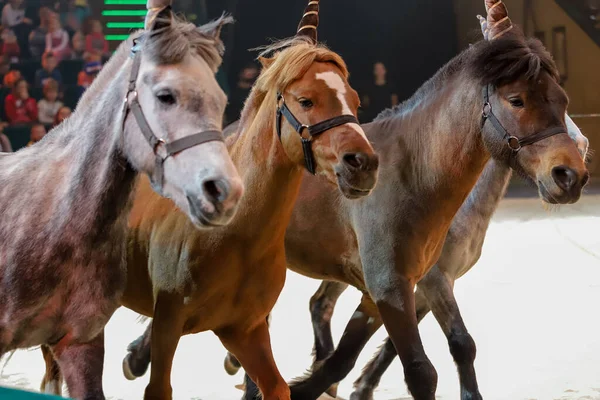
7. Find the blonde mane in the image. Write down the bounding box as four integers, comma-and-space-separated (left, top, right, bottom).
233, 37, 349, 138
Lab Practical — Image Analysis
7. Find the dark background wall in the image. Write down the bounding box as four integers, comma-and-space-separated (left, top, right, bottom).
200, 0, 458, 102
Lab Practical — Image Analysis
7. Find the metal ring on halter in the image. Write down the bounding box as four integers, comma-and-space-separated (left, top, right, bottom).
482, 102, 491, 118
154, 138, 166, 152
507, 136, 521, 151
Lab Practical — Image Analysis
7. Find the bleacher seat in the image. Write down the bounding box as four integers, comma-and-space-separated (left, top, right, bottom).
5, 125, 32, 151
11, 60, 42, 85
59, 60, 84, 86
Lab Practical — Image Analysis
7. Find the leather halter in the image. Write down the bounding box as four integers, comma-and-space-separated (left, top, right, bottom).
276, 92, 359, 174
122, 36, 224, 189
481, 85, 566, 152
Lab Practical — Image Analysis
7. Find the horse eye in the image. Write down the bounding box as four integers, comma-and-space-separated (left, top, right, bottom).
509, 97, 524, 108
299, 99, 313, 109
156, 90, 176, 106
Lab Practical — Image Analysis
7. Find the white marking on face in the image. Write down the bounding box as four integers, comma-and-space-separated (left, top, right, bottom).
315, 71, 367, 140
565, 113, 589, 159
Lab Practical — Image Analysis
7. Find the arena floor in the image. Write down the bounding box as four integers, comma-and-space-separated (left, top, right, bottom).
2, 194, 600, 400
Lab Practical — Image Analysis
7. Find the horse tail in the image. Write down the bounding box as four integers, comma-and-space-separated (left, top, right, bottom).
296, 0, 320, 43
483, 0, 513, 40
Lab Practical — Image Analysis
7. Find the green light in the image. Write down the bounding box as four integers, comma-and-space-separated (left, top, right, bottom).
105, 34, 130, 41
102, 10, 147, 16
104, 0, 147, 4
107, 22, 144, 28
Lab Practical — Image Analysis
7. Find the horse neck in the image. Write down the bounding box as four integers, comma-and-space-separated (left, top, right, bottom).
461, 159, 511, 221
227, 89, 303, 236
39, 45, 136, 241
378, 77, 491, 209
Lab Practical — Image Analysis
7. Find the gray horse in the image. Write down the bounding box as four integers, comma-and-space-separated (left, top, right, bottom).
0, 2, 242, 398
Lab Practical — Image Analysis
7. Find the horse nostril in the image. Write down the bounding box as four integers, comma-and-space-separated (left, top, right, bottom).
343, 152, 368, 170
203, 178, 230, 204
551, 165, 577, 192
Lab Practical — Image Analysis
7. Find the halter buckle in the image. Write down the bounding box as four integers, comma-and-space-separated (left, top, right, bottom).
482, 102, 491, 119
507, 135, 521, 151
154, 138, 166, 153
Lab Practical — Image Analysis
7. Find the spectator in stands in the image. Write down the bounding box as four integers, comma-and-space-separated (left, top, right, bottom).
28, 6, 52, 59
37, 77, 62, 124
45, 13, 70, 62
27, 122, 46, 146
53, 104, 70, 126
1, 28, 20, 63
3, 69, 21, 88
2, 0, 32, 59
0, 56, 10, 84
361, 61, 398, 122
35, 51, 62, 87
225, 62, 259, 124
63, 11, 79, 40
0, 122, 12, 152
70, 30, 84, 59
5, 78, 38, 124
77, 52, 101, 89
73, 0, 90, 23
85, 20, 108, 59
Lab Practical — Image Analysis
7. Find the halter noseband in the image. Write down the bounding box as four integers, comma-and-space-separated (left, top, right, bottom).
481, 85, 566, 152
122, 36, 224, 189
276, 92, 359, 175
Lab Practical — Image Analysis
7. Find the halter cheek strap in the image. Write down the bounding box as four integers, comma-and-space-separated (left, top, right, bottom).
275, 92, 359, 174
122, 35, 224, 189
481, 84, 566, 152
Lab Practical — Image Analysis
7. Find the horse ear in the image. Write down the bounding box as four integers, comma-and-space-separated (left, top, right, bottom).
258, 56, 274, 69
198, 15, 234, 41
147, 5, 173, 32
296, 0, 319, 44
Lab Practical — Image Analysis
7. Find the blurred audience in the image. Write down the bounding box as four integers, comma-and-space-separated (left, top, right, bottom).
3, 69, 21, 88
37, 77, 62, 124
35, 51, 62, 87
53, 104, 70, 126
28, 6, 51, 59
361, 62, 398, 122
2, 28, 21, 63
0, 122, 12, 152
225, 63, 259, 124
27, 121, 46, 145
85, 19, 108, 58
5, 78, 37, 124
45, 13, 70, 62
77, 51, 100, 89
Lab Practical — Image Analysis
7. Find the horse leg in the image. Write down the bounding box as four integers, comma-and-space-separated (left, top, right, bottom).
288, 295, 382, 400
309, 281, 349, 365
218, 319, 290, 400
40, 344, 63, 396
52, 331, 105, 400
123, 320, 153, 380
351, 288, 431, 400
419, 267, 482, 400
368, 273, 437, 400
144, 292, 186, 400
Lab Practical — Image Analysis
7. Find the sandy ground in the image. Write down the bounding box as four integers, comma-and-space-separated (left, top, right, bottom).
1, 195, 600, 400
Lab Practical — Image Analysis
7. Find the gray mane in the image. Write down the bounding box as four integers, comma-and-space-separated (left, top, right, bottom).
144, 14, 231, 71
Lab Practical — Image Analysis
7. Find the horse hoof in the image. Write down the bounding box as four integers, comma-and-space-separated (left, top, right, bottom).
122, 355, 137, 381
224, 355, 241, 375
325, 382, 339, 398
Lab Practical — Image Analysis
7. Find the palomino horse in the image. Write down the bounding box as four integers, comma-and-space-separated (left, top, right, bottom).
231, 1, 588, 399
0, 0, 242, 398
39, 1, 379, 400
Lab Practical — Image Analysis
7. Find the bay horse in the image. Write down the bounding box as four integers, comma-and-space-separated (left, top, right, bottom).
0, 0, 242, 397
285, 115, 589, 400
39, 1, 379, 400
229, 1, 588, 399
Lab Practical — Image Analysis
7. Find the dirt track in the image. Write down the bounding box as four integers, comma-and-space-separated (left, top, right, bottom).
2, 195, 599, 400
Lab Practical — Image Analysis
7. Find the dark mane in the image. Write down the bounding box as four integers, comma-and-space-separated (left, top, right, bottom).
376, 32, 560, 121
144, 14, 232, 71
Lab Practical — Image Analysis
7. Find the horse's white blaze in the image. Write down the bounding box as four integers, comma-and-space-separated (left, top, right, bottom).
315, 71, 367, 140
565, 113, 589, 159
